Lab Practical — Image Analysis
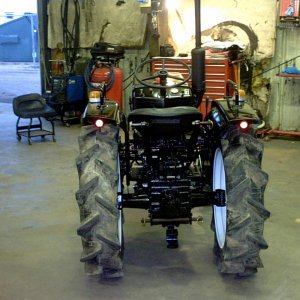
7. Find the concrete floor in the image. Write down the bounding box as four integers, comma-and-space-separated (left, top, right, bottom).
0, 62, 41, 103
0, 101, 299, 300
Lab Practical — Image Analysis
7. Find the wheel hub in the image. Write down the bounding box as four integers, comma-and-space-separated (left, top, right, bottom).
213, 148, 227, 249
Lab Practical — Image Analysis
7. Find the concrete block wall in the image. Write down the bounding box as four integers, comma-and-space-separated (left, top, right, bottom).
47, 0, 147, 48
167, 0, 277, 60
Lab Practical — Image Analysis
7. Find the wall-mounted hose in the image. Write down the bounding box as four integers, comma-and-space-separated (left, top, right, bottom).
84, 58, 116, 92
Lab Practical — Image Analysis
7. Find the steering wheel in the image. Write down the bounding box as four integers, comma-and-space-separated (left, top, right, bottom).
134, 57, 191, 89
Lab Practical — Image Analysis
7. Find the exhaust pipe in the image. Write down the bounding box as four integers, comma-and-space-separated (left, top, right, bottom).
194, 0, 201, 48
192, 0, 206, 106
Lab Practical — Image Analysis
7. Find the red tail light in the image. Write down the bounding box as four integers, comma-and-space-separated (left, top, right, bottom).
95, 119, 104, 128
239, 121, 249, 130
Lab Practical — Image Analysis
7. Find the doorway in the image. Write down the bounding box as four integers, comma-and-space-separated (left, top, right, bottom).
0, 0, 40, 103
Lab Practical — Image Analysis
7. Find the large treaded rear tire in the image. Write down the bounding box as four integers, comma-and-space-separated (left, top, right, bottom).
75, 124, 123, 279
212, 127, 270, 276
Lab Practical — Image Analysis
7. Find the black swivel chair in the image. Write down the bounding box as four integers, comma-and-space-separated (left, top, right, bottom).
13, 93, 57, 145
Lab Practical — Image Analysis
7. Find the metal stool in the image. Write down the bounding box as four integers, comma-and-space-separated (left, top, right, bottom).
13, 93, 57, 145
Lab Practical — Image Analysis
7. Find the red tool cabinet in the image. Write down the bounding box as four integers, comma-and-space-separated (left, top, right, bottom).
152, 56, 235, 100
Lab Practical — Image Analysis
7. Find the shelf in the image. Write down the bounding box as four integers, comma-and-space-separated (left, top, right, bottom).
18, 129, 54, 138
277, 73, 300, 78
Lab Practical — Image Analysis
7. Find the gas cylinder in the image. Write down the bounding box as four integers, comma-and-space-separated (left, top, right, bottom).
90, 65, 123, 110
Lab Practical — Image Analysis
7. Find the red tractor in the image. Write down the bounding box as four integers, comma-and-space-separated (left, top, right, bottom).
75, 0, 269, 279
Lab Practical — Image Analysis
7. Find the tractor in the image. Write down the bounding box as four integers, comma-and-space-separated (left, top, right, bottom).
75, 0, 270, 279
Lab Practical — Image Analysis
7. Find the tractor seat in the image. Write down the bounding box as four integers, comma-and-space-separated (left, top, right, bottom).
128, 106, 202, 136
13, 93, 57, 119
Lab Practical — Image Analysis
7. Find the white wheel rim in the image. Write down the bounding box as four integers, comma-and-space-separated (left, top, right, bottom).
117, 154, 123, 247
213, 148, 227, 249
118, 210, 123, 245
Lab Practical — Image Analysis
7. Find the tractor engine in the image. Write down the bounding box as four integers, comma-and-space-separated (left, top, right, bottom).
129, 133, 201, 226
127, 132, 202, 248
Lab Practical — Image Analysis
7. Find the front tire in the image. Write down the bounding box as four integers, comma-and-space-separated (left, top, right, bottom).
75, 124, 124, 279
212, 128, 270, 276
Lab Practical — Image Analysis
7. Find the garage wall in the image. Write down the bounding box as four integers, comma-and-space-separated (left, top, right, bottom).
167, 0, 277, 60
268, 28, 300, 131
47, 0, 147, 49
